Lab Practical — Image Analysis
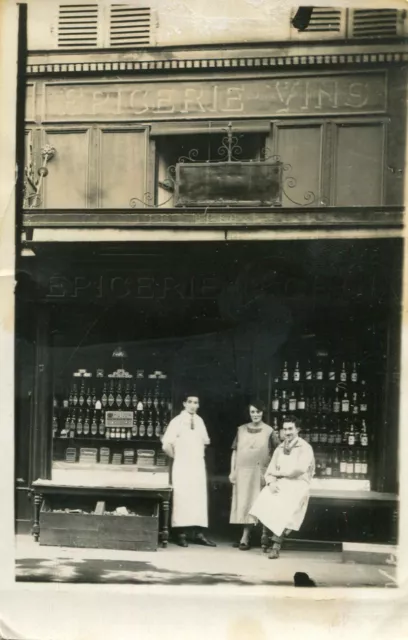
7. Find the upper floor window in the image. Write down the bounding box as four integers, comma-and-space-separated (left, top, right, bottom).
57, 3, 153, 49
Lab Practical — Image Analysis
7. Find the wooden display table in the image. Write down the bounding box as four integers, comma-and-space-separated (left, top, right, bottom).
31, 474, 172, 550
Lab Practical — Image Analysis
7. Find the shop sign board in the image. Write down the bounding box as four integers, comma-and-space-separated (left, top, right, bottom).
41, 72, 387, 122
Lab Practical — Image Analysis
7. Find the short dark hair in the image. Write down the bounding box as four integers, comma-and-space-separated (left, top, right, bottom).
249, 398, 266, 413
182, 393, 200, 403
282, 414, 301, 430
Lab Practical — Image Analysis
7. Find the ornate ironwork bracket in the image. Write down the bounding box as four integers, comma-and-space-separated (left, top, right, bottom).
23, 144, 56, 209
262, 148, 316, 207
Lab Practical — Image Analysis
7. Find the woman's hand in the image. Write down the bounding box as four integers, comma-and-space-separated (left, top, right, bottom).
229, 471, 236, 484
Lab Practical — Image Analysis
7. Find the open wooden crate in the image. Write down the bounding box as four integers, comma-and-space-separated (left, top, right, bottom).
39, 494, 159, 551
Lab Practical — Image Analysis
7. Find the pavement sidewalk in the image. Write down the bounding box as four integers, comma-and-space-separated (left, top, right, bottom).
15, 534, 397, 587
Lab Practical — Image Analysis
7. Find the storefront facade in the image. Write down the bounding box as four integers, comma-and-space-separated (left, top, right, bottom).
16, 5, 407, 547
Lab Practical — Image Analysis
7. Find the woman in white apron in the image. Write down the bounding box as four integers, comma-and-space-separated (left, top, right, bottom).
249, 415, 315, 559
229, 400, 279, 550
162, 394, 216, 548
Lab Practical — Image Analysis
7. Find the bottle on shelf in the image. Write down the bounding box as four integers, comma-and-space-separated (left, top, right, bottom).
360, 383, 368, 412
333, 448, 340, 477
155, 421, 162, 438
78, 380, 85, 408
347, 422, 355, 447
327, 420, 335, 445
351, 392, 359, 415
121, 428, 126, 440
315, 359, 323, 382
311, 421, 319, 445
105, 427, 110, 440
293, 361, 300, 382
280, 391, 288, 413
126, 428, 132, 440
333, 388, 340, 413
305, 360, 313, 381
281, 361, 289, 382
91, 413, 98, 436
131, 383, 138, 409
108, 381, 115, 408
289, 390, 297, 412
116, 382, 123, 410
319, 417, 328, 444
335, 420, 342, 445
351, 362, 359, 383
99, 415, 105, 437
69, 414, 75, 439
83, 410, 90, 436
302, 417, 311, 443
101, 382, 108, 409
360, 420, 368, 447
346, 450, 354, 478
340, 449, 347, 478
147, 418, 154, 437
72, 384, 79, 407
340, 362, 347, 383
342, 419, 349, 445
91, 388, 97, 408
139, 416, 146, 438
326, 453, 333, 477
328, 359, 336, 382
76, 412, 83, 436
124, 383, 132, 409
271, 389, 280, 412
361, 450, 368, 478
297, 388, 306, 411
86, 387, 92, 408
309, 393, 317, 415
354, 449, 362, 476
341, 392, 350, 413
132, 415, 138, 437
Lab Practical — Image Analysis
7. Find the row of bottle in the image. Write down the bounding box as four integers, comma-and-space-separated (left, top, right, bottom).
54, 409, 168, 440
61, 380, 172, 413
271, 384, 368, 415
272, 415, 370, 448
278, 360, 362, 384
314, 448, 369, 479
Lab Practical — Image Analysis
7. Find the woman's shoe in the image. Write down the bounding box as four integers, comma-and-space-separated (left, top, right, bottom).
268, 544, 280, 559
176, 534, 189, 547
238, 542, 251, 551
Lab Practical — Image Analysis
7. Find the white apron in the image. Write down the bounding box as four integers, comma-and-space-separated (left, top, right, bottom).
249, 438, 314, 537
162, 411, 210, 528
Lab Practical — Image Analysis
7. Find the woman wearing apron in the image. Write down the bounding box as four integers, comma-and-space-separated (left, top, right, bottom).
229, 400, 280, 550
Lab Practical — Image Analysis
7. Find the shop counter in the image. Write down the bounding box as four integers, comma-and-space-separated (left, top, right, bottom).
31, 472, 172, 551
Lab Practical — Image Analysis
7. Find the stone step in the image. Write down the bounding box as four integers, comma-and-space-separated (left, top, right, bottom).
342, 542, 397, 566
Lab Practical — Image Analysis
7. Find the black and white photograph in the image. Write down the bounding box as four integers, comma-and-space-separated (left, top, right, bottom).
2, 0, 407, 628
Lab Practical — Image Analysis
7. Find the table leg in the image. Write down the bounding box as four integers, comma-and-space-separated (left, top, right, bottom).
32, 493, 42, 542
261, 525, 269, 553
161, 500, 170, 548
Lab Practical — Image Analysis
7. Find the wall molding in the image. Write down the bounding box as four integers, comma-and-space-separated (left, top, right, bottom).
27, 51, 408, 76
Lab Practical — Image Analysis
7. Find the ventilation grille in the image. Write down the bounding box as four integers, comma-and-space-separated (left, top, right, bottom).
302, 7, 342, 32
109, 5, 151, 47
352, 9, 399, 38
58, 4, 99, 48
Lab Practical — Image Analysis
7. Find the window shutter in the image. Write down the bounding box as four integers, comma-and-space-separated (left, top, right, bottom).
290, 7, 345, 39
300, 7, 342, 32
109, 5, 152, 47
57, 4, 99, 48
351, 9, 399, 38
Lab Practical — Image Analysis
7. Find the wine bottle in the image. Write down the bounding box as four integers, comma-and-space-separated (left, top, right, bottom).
132, 415, 138, 437
360, 420, 368, 447
108, 381, 115, 408
342, 419, 349, 445
83, 410, 90, 436
281, 391, 288, 413
91, 413, 98, 436
116, 382, 123, 410
147, 419, 154, 437
340, 449, 347, 478
289, 391, 297, 412
351, 392, 359, 415
316, 360, 323, 381
354, 449, 362, 476
101, 383, 108, 409
124, 383, 131, 409
328, 421, 335, 445
341, 392, 350, 413
351, 362, 359, 383
69, 414, 75, 439
139, 418, 146, 438
131, 384, 138, 409
311, 421, 319, 444
326, 453, 333, 477
72, 384, 79, 407
340, 362, 347, 383
297, 388, 306, 411
319, 417, 328, 444
293, 361, 300, 382
335, 420, 342, 445
348, 423, 355, 447
361, 450, 368, 478
333, 388, 340, 413
91, 388, 97, 408
76, 412, 83, 436
272, 389, 280, 412
282, 362, 289, 382
360, 384, 368, 412
305, 360, 313, 381
78, 381, 85, 408
86, 387, 92, 408
155, 421, 161, 438
99, 416, 105, 436
346, 450, 354, 478
328, 359, 336, 381
333, 448, 340, 477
